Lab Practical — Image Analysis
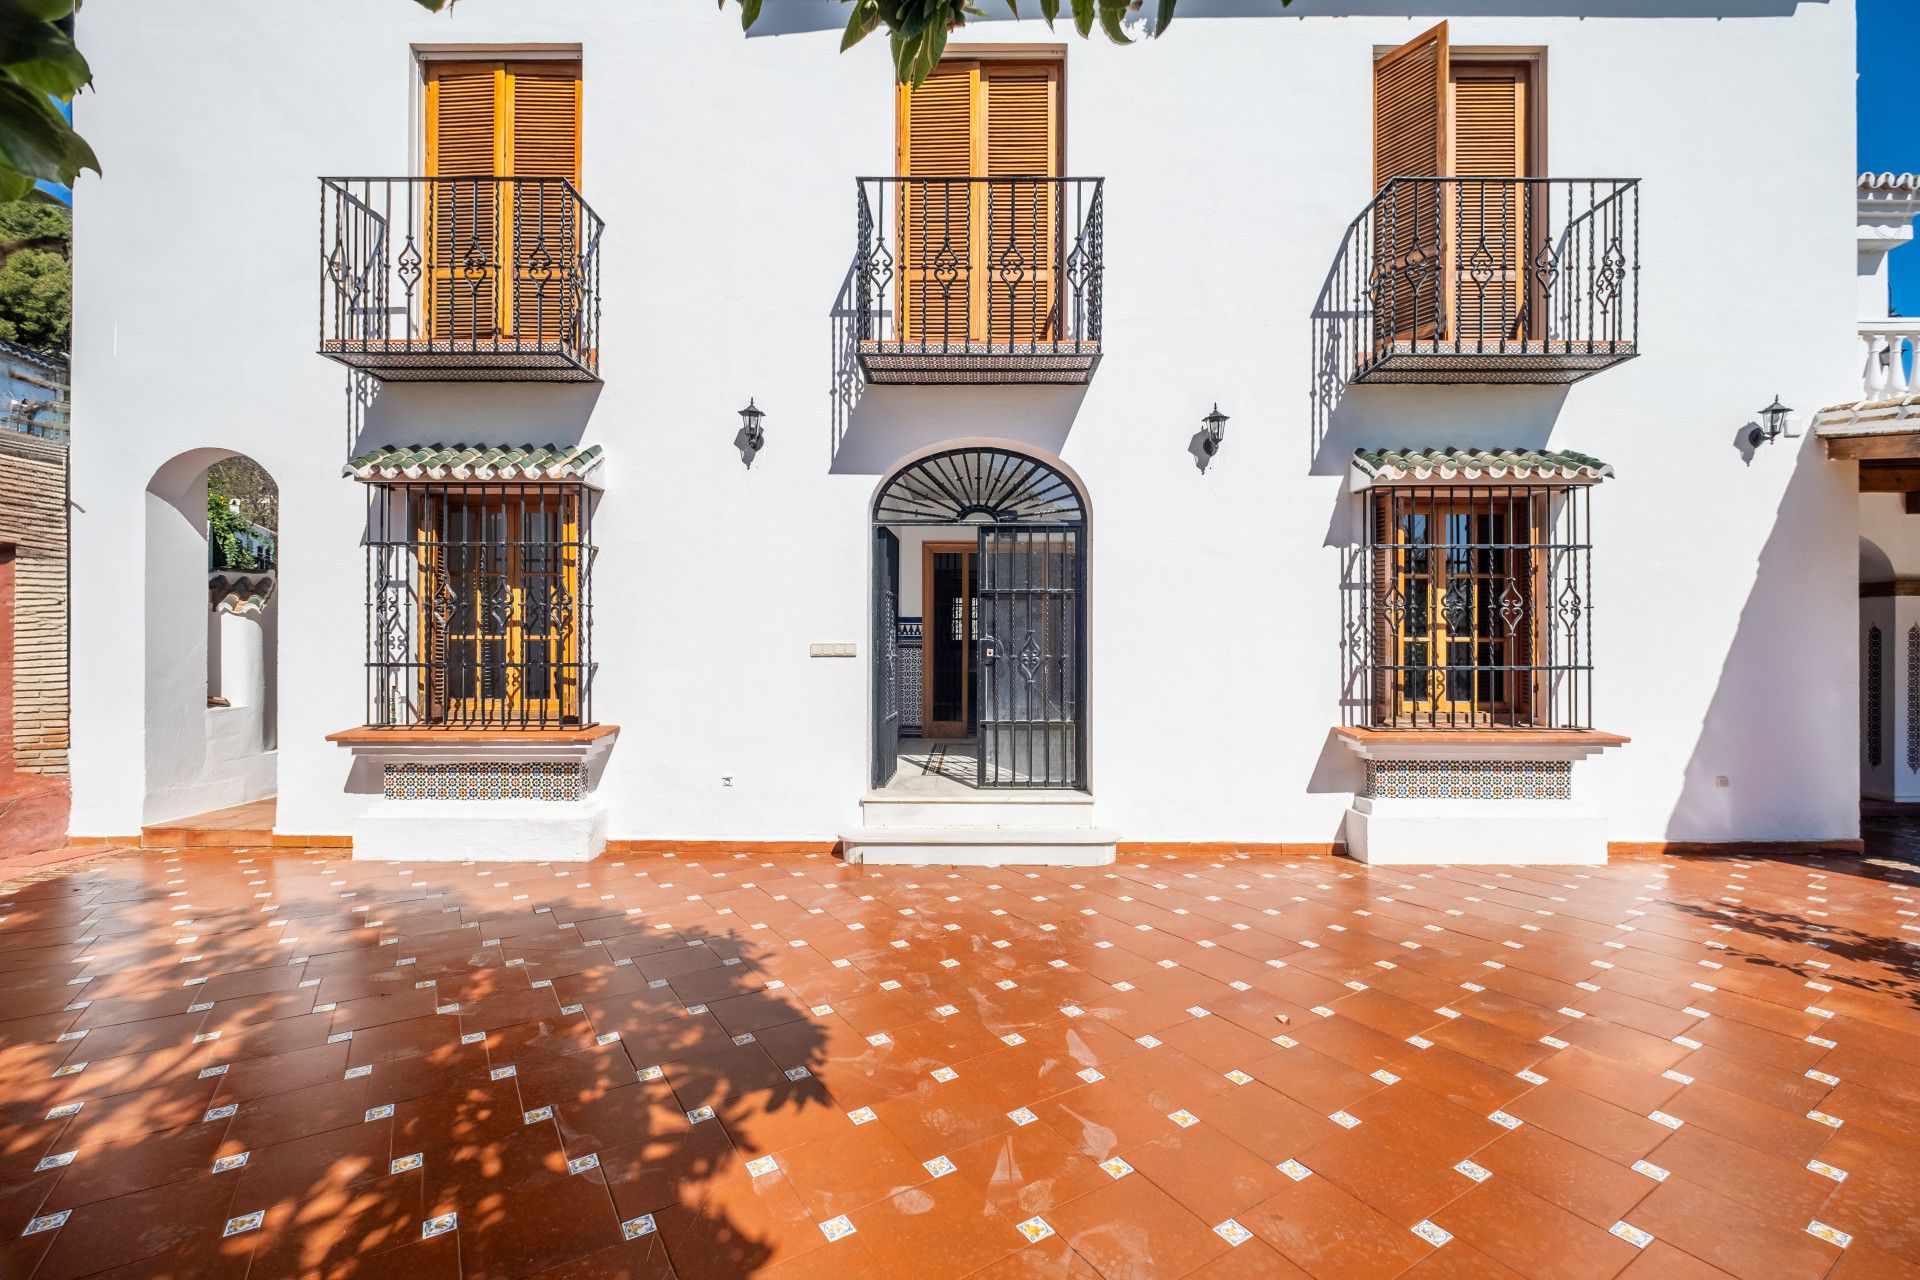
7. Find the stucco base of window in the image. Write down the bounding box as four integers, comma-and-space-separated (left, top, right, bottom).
328, 727, 618, 861
1332, 728, 1627, 867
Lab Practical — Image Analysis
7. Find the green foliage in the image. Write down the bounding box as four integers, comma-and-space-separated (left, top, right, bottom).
0, 195, 67, 348
0, 1, 97, 201
207, 490, 259, 572
207, 456, 279, 533
717, 0, 1285, 84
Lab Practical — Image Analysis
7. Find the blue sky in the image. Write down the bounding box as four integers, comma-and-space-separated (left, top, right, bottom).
1861, 0, 1920, 314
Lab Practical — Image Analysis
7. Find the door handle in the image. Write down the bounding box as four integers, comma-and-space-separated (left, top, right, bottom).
980, 636, 999, 662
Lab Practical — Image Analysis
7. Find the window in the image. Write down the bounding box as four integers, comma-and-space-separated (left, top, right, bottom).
896, 54, 1064, 346
1372, 24, 1544, 349
422, 59, 583, 346
364, 482, 593, 730
1360, 482, 1592, 730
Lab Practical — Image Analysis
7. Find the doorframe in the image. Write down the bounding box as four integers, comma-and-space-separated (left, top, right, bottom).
921, 540, 977, 740
869, 438, 1095, 795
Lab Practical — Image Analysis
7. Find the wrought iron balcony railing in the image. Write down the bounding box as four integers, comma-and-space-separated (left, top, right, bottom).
1321, 177, 1639, 385
319, 177, 604, 383
855, 176, 1103, 385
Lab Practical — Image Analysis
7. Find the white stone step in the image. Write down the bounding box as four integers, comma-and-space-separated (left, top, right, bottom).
841, 825, 1118, 867
860, 789, 1095, 829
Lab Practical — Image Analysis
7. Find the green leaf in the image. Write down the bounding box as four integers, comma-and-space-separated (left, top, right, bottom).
841, 0, 883, 51
412, 0, 450, 10
1070, 0, 1094, 37
0, 20, 91, 100
1155, 0, 1175, 36
738, 0, 763, 31
0, 171, 31, 203
0, 77, 97, 186
1036, 0, 1060, 25
1096, 0, 1131, 45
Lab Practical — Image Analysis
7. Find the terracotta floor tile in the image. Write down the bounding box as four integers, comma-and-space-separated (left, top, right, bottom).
1644, 1123, 1837, 1222
1431, 1177, 1639, 1280
772, 1119, 928, 1219
4, 846, 1914, 1279
1240, 1171, 1433, 1280
1626, 1175, 1842, 1280
1615, 1241, 1741, 1280
949, 1118, 1110, 1221
1474, 1124, 1655, 1229
1046, 1172, 1229, 1280
1504, 1080, 1669, 1165
1292, 1123, 1472, 1228
1122, 1121, 1289, 1224
847, 1166, 1023, 1280
457, 1163, 625, 1280
1398, 1240, 1532, 1280
30, 1172, 239, 1280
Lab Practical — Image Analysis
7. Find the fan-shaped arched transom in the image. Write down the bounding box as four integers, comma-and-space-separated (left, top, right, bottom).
873, 448, 1085, 525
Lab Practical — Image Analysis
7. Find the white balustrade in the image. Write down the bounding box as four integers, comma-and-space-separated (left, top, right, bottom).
1861, 323, 1920, 399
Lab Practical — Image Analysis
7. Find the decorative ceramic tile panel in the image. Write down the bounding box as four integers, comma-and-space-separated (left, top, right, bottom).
897, 617, 923, 737
1364, 759, 1571, 800
1868, 626, 1885, 769
1907, 625, 1918, 773
383, 761, 585, 802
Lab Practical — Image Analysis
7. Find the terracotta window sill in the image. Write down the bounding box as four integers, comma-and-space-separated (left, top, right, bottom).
326, 725, 619, 747
1332, 726, 1629, 748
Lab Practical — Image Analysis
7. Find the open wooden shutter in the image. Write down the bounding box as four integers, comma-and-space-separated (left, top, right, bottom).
426, 63, 503, 341
898, 62, 978, 347
1373, 23, 1449, 345
982, 63, 1061, 346
1449, 66, 1528, 346
1373, 23, 1448, 190
506, 62, 582, 343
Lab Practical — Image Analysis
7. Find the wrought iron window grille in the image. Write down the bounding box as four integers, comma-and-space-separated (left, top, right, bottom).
1345, 482, 1594, 730
362, 481, 595, 731
320, 177, 604, 382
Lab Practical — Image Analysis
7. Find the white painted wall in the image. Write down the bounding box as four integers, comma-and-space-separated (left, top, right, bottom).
70, 0, 1861, 846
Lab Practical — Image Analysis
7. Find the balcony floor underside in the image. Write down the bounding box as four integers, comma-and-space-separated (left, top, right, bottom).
320, 339, 599, 383
1354, 340, 1636, 385
858, 340, 1100, 385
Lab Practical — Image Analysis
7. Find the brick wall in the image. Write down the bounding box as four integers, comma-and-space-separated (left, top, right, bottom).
0, 431, 67, 775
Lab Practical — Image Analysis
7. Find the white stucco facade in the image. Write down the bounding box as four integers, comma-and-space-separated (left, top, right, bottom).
67, 0, 1862, 854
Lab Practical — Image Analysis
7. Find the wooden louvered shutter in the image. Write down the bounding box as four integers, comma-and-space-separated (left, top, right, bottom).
899, 62, 978, 347
506, 63, 582, 343
1373, 23, 1449, 345
1449, 67, 1527, 346
982, 63, 1061, 346
426, 63, 503, 342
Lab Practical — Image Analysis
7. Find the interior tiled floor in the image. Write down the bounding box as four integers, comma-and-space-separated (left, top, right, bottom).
2, 846, 1917, 1280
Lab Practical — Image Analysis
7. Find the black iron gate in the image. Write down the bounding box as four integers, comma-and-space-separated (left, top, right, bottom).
873, 527, 901, 788
976, 525, 1083, 788
872, 447, 1088, 792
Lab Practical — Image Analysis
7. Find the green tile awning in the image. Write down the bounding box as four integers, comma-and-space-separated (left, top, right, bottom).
210, 572, 275, 617
341, 443, 605, 485
1351, 447, 1613, 485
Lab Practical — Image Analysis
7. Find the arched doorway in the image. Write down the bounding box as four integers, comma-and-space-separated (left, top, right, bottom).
143, 449, 280, 825
872, 445, 1087, 791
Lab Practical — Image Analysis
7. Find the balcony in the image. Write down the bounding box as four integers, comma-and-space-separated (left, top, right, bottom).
854, 176, 1103, 385
1322, 177, 1639, 386
319, 177, 603, 382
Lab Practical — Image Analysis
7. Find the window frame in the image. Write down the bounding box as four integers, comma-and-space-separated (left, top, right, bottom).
1360, 480, 1593, 731
365, 480, 594, 731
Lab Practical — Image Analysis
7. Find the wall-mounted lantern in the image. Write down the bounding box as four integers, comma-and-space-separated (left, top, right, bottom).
1201, 404, 1229, 456
738, 398, 766, 467
1748, 395, 1791, 449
